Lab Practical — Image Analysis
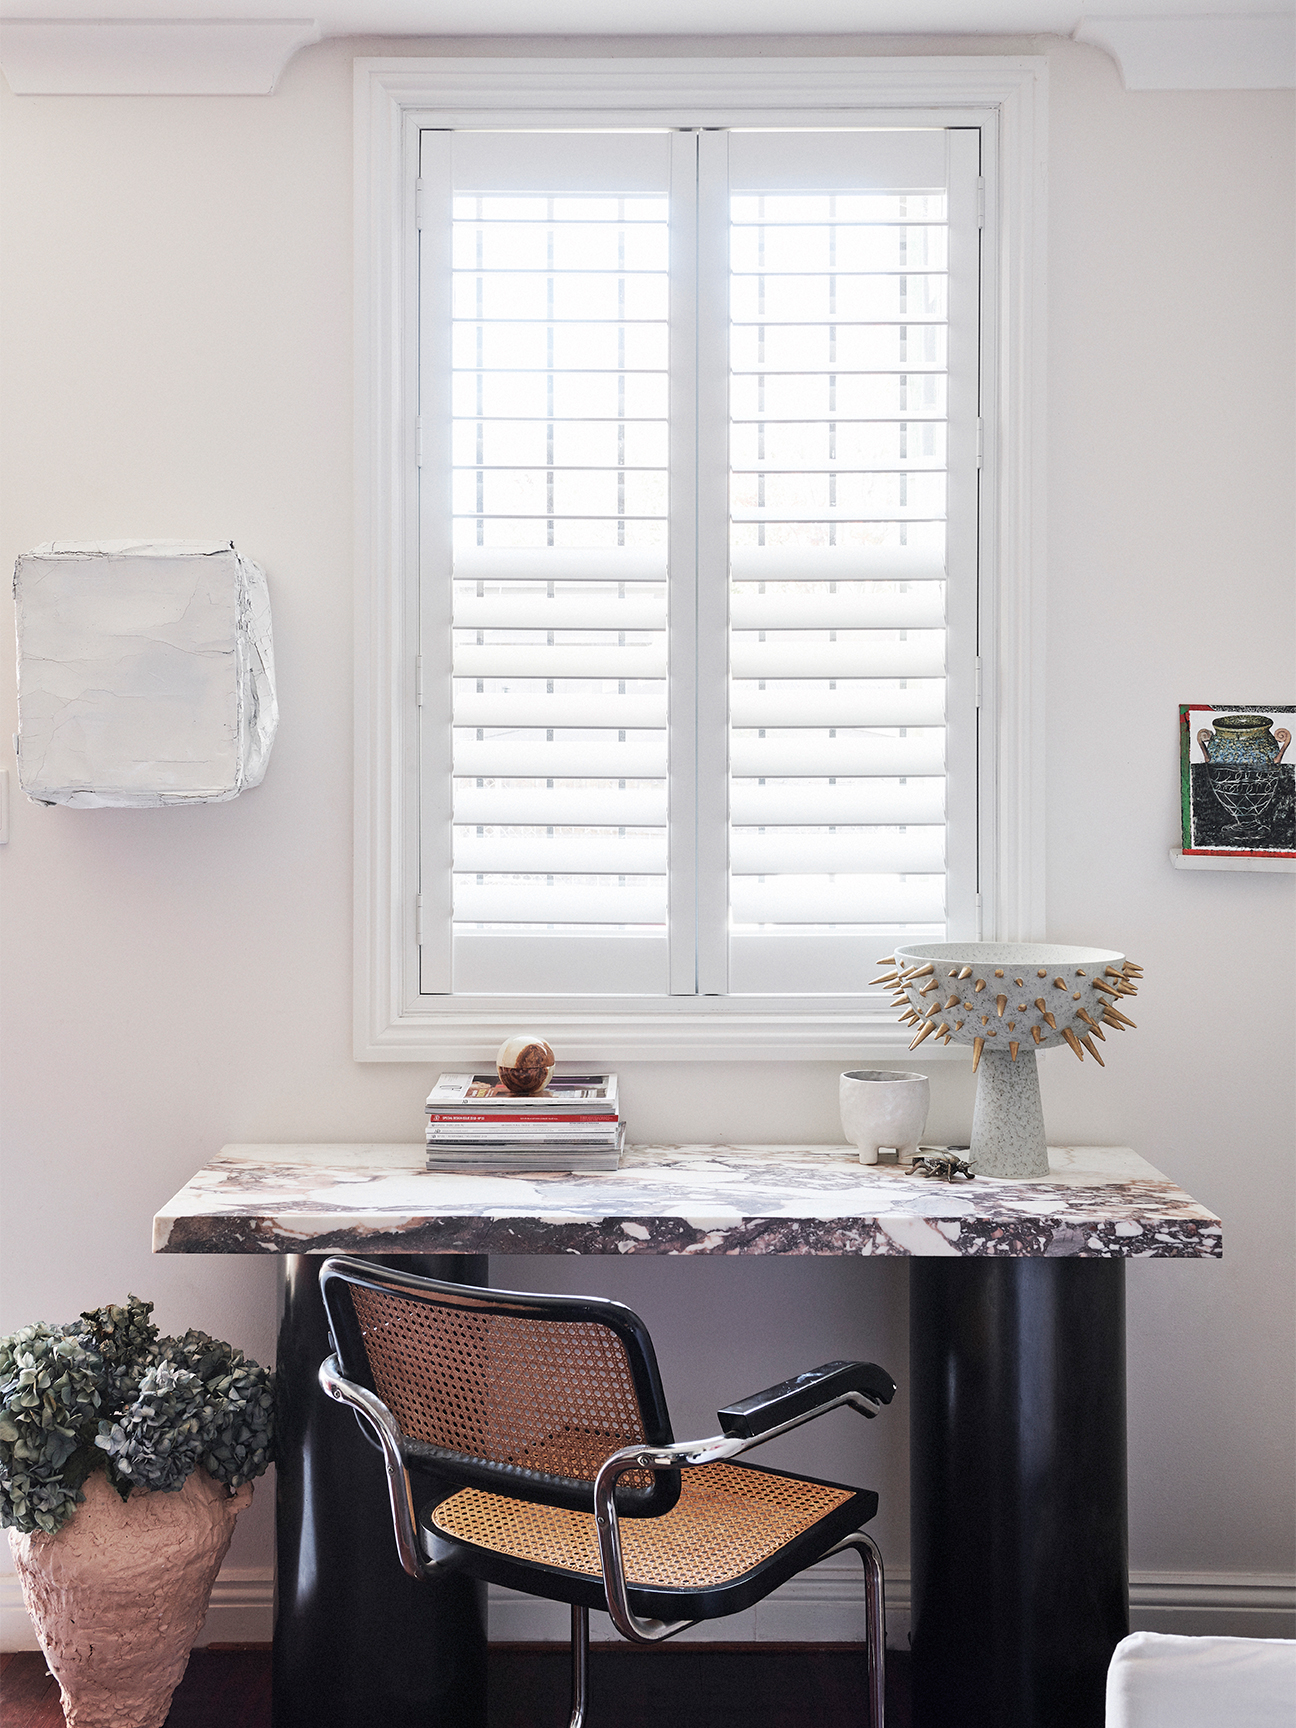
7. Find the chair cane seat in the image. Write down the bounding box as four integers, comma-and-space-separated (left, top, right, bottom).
425, 1458, 874, 1618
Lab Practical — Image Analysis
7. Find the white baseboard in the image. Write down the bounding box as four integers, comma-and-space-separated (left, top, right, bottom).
0, 1567, 276, 1652
486, 1561, 1296, 1649
1127, 1572, 1296, 1642
4, 1561, 1293, 1653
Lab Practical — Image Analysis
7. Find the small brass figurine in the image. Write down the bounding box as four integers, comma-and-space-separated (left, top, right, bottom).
911, 1149, 975, 1182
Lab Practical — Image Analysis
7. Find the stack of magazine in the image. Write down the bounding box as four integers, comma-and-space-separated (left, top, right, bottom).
425, 1072, 623, 1173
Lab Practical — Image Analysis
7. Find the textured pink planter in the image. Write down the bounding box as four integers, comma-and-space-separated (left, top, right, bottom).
8, 1467, 253, 1728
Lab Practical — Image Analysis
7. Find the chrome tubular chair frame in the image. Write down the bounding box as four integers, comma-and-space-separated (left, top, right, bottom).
826, 1530, 887, 1728
569, 1605, 589, 1728
590, 1388, 887, 1642
318, 1352, 441, 1583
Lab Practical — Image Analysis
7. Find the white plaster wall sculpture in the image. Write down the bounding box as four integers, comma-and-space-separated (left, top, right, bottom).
13, 539, 277, 807
878, 944, 1143, 1178
839, 1069, 930, 1165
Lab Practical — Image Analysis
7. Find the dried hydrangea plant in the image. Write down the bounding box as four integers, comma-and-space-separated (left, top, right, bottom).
0, 1297, 273, 1534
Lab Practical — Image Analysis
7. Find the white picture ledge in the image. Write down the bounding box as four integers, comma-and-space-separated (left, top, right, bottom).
1170, 848, 1296, 874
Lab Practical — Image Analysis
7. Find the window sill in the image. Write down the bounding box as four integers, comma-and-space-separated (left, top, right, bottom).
357, 1002, 973, 1063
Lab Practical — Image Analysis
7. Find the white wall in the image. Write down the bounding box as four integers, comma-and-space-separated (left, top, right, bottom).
1, 33, 1292, 1649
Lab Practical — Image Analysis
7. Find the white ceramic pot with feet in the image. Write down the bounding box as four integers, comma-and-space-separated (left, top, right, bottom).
839, 1069, 930, 1165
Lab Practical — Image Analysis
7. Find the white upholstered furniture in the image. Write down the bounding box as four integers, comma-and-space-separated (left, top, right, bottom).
1105, 1632, 1296, 1727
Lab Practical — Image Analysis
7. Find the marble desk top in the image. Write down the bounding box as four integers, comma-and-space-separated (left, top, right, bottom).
153, 1144, 1221, 1259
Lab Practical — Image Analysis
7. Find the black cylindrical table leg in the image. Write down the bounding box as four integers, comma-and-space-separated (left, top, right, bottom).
273, 1254, 490, 1728
910, 1259, 1128, 1728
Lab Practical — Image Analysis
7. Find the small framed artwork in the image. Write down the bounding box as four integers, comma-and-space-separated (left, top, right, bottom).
1179, 705, 1295, 859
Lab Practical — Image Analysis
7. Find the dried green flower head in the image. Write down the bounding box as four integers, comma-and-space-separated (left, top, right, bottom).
193, 1355, 275, 1490
96, 1336, 275, 1495
0, 1324, 103, 1534
96, 1361, 207, 1493
79, 1296, 159, 1368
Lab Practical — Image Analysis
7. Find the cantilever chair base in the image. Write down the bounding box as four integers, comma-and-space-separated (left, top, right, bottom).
427, 1528, 885, 1728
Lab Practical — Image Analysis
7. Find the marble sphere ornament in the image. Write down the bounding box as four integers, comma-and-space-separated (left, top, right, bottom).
878, 943, 1143, 1178
496, 1035, 556, 1095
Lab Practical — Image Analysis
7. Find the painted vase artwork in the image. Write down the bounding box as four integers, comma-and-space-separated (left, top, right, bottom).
1180, 705, 1295, 859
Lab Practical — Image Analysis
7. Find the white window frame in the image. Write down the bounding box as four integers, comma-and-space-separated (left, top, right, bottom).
354, 55, 1048, 1064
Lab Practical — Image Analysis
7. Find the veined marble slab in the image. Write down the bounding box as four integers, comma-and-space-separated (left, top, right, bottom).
153, 1144, 1222, 1259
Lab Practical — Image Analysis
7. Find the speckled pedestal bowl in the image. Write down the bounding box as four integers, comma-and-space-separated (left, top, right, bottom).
883, 943, 1143, 1178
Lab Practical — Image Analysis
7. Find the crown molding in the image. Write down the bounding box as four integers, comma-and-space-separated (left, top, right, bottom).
4, 16, 1287, 97
1075, 12, 1296, 89
0, 18, 320, 94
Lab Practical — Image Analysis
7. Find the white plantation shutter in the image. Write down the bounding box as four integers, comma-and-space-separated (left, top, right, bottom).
418, 123, 982, 1002
723, 128, 979, 995
421, 131, 675, 996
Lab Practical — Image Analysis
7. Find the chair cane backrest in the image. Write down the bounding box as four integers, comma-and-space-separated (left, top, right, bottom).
319, 1256, 679, 1516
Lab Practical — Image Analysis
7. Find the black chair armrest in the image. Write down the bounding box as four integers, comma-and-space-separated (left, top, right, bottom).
718, 1360, 896, 1440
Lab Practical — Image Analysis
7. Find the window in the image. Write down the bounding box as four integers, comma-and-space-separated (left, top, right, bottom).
356, 60, 1047, 1060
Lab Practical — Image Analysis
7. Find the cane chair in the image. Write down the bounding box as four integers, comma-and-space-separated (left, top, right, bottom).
317, 1255, 895, 1728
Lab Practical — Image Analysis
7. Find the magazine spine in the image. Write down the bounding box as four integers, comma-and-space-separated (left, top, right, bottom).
425, 1111, 618, 1124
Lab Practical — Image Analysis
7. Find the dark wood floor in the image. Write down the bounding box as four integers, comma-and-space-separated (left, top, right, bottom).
2, 1643, 910, 1727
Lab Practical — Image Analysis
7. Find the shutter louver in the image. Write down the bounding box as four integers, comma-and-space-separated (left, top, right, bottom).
726, 140, 952, 994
